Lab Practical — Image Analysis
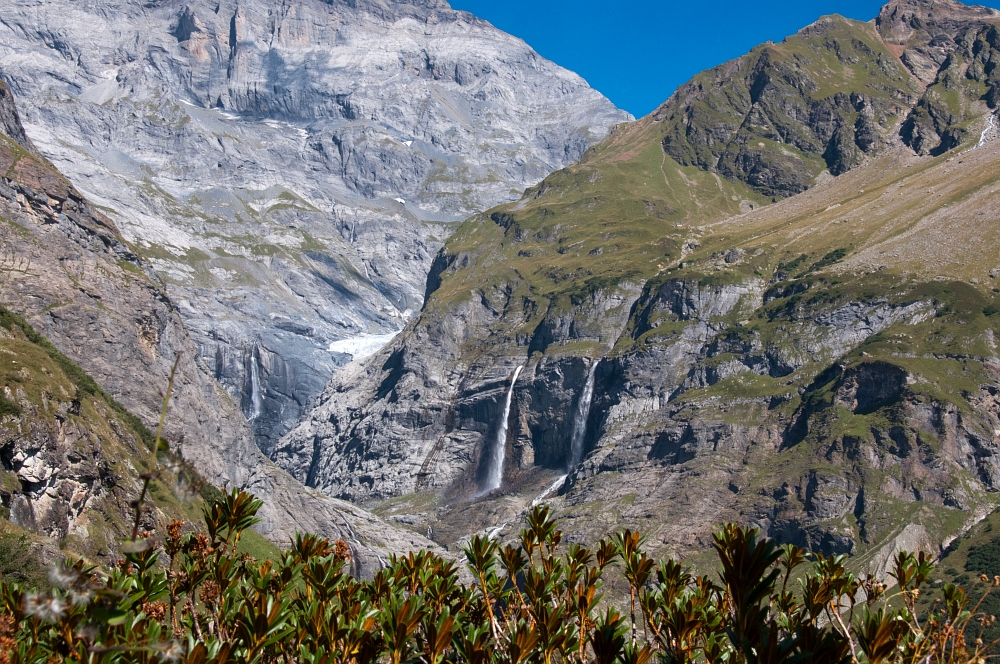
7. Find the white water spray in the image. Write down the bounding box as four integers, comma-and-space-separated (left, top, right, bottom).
567, 362, 599, 470
980, 113, 998, 148
481, 365, 523, 494
247, 349, 263, 421
531, 474, 568, 508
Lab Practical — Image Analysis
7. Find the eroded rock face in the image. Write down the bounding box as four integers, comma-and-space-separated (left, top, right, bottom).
0, 0, 629, 450
278, 234, 1000, 562
0, 369, 140, 555
274, 0, 1000, 566
836, 362, 909, 413
877, 0, 1000, 84
273, 275, 644, 503
652, 0, 1000, 197
0, 81, 34, 154
654, 15, 921, 198
0, 84, 442, 574
877, 0, 1000, 154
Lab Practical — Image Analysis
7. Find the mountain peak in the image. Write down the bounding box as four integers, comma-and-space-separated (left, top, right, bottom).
875, 0, 1000, 85
877, 0, 1000, 47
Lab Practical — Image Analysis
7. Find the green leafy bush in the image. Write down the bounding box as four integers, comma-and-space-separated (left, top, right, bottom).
807, 248, 849, 273
0, 490, 997, 664
0, 394, 19, 419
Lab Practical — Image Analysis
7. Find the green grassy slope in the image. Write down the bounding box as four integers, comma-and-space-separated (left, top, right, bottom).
380, 4, 1000, 563
0, 307, 279, 565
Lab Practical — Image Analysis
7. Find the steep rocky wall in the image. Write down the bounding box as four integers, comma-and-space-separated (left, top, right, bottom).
278, 66, 1000, 566
0, 81, 34, 154
0, 315, 180, 561
652, 0, 1000, 197
273, 274, 644, 503
0, 88, 440, 574
0, 123, 260, 490
656, 16, 919, 197
282, 239, 1000, 561
0, 0, 630, 451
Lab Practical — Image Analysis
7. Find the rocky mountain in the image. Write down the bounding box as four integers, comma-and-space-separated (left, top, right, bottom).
0, 79, 441, 575
0, 304, 189, 560
278, 0, 1000, 568
0, 0, 629, 452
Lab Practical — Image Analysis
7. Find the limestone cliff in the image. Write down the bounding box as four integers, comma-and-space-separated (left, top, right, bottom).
0, 80, 439, 574
0, 0, 629, 451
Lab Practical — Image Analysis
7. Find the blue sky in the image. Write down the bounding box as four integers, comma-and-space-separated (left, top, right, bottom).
449, 0, 1000, 118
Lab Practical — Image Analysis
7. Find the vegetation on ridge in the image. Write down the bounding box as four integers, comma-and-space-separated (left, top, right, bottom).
0, 306, 155, 449
342, 0, 1000, 571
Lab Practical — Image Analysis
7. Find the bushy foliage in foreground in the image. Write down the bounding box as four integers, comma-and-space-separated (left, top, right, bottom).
0, 490, 997, 664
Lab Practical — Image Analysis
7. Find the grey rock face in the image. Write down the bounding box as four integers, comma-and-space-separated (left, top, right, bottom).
877, 0, 1000, 155
0, 334, 153, 558
0, 0, 629, 450
0, 81, 34, 153
654, 15, 921, 199
273, 278, 642, 502
0, 89, 443, 575
279, 239, 1000, 560
276, 0, 1000, 564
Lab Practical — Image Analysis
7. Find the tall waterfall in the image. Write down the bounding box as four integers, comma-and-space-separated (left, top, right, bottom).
247, 348, 263, 421
568, 361, 599, 471
481, 365, 523, 494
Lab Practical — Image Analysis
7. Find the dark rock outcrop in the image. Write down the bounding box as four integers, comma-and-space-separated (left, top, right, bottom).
878, 0, 1000, 154
0, 81, 35, 154
654, 16, 919, 198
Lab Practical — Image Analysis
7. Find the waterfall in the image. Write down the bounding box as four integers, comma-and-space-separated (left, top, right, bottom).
481, 365, 523, 494
531, 474, 568, 508
979, 112, 997, 148
248, 347, 263, 421
568, 361, 598, 471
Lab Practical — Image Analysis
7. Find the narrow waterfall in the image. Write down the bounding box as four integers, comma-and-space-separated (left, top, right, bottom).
567, 361, 599, 471
481, 365, 523, 494
248, 348, 263, 421
979, 112, 997, 148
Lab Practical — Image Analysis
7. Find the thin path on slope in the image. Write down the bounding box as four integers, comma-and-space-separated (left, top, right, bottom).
660, 150, 678, 198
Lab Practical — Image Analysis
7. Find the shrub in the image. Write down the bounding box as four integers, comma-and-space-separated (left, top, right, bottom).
807, 248, 849, 273
966, 538, 1000, 577
0, 393, 19, 418
0, 490, 997, 664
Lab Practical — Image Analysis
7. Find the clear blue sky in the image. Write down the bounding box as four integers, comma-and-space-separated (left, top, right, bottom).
449, 0, 1000, 118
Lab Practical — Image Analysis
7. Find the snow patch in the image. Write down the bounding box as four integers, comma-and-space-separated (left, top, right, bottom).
328, 332, 399, 361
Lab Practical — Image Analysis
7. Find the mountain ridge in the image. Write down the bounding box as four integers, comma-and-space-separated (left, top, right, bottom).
276, 0, 1000, 567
